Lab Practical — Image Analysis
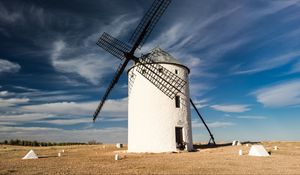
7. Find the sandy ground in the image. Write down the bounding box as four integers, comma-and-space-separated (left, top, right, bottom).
1, 142, 300, 175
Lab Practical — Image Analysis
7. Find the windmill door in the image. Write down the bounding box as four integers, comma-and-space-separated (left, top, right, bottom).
175, 127, 184, 150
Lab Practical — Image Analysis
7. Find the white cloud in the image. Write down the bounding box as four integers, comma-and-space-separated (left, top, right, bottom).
49, 15, 139, 85
233, 51, 300, 75
50, 38, 120, 85
193, 120, 235, 128
191, 98, 210, 108
253, 79, 300, 107
236, 115, 267, 120
189, 82, 214, 97
210, 104, 250, 113
0, 126, 62, 132
38, 118, 91, 125
0, 98, 29, 107
0, 59, 21, 74
0, 91, 10, 96
0, 113, 52, 122
22, 98, 128, 117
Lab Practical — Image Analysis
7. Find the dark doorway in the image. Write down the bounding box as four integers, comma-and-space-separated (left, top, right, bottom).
175, 127, 184, 150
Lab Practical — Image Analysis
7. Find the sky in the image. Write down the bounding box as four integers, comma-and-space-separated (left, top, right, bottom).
0, 0, 300, 143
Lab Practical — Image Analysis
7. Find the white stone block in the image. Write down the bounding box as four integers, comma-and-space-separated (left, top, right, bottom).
116, 143, 123, 148
115, 154, 120, 160
248, 145, 269, 157
239, 149, 243, 156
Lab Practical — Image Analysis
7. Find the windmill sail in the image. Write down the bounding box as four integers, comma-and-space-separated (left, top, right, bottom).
129, 0, 171, 48
97, 32, 131, 60
93, 0, 216, 146
93, 0, 172, 121
93, 59, 130, 121
135, 56, 186, 99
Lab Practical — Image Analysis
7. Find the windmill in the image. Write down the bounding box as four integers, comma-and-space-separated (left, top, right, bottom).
93, 0, 216, 151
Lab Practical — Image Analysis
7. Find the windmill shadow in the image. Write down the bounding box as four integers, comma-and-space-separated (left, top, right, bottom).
193, 143, 232, 150
241, 141, 261, 145
38, 155, 63, 158
193, 141, 262, 150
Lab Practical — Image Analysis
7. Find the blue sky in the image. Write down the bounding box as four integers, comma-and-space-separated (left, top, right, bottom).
0, 0, 300, 143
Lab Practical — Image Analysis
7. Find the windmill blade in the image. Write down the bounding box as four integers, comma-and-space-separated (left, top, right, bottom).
97, 32, 132, 60
135, 56, 186, 99
129, 0, 171, 48
93, 58, 130, 122
190, 99, 216, 145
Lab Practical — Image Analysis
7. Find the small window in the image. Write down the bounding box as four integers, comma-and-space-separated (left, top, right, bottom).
158, 68, 163, 73
175, 95, 180, 108
141, 69, 146, 74
175, 69, 178, 74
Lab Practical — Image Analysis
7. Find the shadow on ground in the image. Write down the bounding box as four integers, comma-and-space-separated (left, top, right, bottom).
193, 141, 261, 150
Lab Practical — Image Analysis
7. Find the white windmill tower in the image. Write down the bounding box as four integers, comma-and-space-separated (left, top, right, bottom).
128, 47, 193, 152
92, 0, 216, 153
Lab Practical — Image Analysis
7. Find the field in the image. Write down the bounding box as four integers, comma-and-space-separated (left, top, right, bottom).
1, 142, 300, 174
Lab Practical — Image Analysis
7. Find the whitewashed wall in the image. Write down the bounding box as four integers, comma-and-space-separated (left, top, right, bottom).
128, 62, 193, 153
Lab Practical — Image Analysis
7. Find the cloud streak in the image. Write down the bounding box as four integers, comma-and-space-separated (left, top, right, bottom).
193, 120, 235, 128
253, 79, 300, 107
0, 98, 29, 107
210, 104, 250, 113
0, 59, 20, 74
21, 98, 128, 117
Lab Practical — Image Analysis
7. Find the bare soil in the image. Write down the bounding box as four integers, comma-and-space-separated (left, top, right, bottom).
1, 142, 300, 174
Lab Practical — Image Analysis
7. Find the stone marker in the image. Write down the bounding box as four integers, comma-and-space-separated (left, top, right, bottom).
248, 145, 269, 157
115, 154, 120, 160
22, 150, 38, 159
116, 143, 123, 148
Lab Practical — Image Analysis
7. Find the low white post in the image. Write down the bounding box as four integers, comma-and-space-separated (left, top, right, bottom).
115, 154, 120, 160
239, 149, 243, 156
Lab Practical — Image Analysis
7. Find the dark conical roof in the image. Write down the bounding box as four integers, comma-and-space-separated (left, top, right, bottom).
142, 47, 183, 65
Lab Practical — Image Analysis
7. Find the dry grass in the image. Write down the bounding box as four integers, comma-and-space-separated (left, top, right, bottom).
1, 142, 300, 174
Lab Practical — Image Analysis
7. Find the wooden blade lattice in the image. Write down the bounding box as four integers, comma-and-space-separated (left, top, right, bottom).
97, 32, 131, 60
136, 56, 186, 99
129, 0, 171, 48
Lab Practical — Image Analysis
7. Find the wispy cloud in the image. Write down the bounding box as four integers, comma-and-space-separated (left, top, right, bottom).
0, 98, 29, 107
0, 126, 62, 132
49, 14, 139, 85
210, 104, 250, 113
0, 2, 22, 24
252, 79, 300, 107
0, 113, 53, 123
236, 115, 268, 120
0, 91, 14, 97
191, 98, 210, 108
193, 120, 235, 128
189, 82, 214, 98
0, 59, 20, 74
38, 118, 91, 125
289, 60, 300, 74
21, 98, 128, 117
233, 51, 300, 75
